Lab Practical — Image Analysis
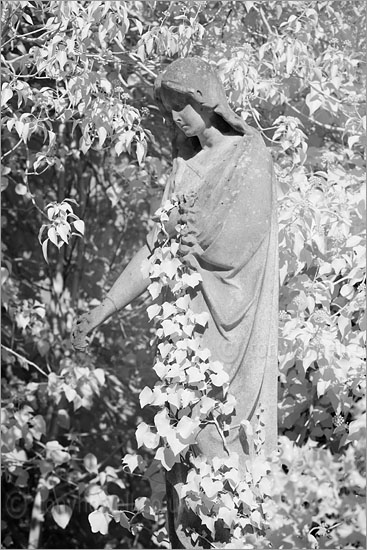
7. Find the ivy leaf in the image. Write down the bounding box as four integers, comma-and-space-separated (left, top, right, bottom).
122, 453, 145, 473
135, 496, 156, 520
161, 302, 177, 319
155, 446, 177, 471
148, 281, 162, 300
136, 422, 159, 449
182, 323, 194, 337
46, 441, 71, 465
175, 295, 190, 310
166, 387, 181, 408
180, 389, 198, 408
259, 476, 272, 496
194, 312, 209, 327
160, 257, 181, 279
239, 488, 256, 508
147, 303, 161, 320
88, 509, 110, 535
158, 342, 172, 358
172, 348, 187, 364
153, 409, 171, 437
186, 367, 205, 384
201, 477, 222, 499
51, 504, 72, 529
30, 415, 46, 440
302, 348, 318, 371
210, 370, 229, 387
139, 386, 153, 408
250, 509, 262, 528
176, 415, 200, 440
199, 512, 216, 534
162, 319, 180, 337
217, 506, 237, 528
197, 348, 211, 361
181, 272, 202, 288
63, 384, 77, 402
153, 361, 167, 378
200, 396, 216, 415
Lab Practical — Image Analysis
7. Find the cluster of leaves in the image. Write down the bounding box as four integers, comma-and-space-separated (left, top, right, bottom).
118, 198, 276, 548
1, 1, 366, 549
38, 199, 84, 262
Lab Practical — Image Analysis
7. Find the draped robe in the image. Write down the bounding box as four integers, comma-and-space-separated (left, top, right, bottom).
147, 128, 279, 547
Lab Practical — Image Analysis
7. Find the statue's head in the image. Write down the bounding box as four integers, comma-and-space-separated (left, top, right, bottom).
154, 57, 250, 157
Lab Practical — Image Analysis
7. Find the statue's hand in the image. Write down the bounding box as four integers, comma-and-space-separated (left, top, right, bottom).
71, 312, 95, 351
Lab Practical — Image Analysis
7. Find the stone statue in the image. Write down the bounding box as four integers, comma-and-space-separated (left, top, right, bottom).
71, 56, 278, 548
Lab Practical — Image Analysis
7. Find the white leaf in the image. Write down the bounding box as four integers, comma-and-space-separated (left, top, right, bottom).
136, 422, 159, 449
186, 367, 205, 383
148, 281, 162, 300
97, 126, 107, 147
42, 239, 49, 263
1, 86, 13, 106
194, 312, 209, 327
139, 386, 153, 408
210, 370, 229, 387
154, 446, 177, 471
15, 183, 28, 195
136, 140, 145, 165
51, 504, 72, 529
123, 453, 145, 473
48, 226, 58, 246
176, 415, 199, 440
181, 272, 202, 288
88, 509, 110, 535
84, 453, 98, 473
146, 303, 161, 320
201, 477, 222, 499
162, 319, 179, 337
57, 223, 70, 243
73, 219, 85, 235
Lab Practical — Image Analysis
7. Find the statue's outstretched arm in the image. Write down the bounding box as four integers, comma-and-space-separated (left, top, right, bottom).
71, 245, 151, 350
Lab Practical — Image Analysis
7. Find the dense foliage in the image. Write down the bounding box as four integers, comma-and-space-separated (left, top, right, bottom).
1, 1, 365, 548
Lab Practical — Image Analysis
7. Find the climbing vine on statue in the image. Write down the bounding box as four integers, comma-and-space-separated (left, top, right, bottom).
123, 197, 277, 547
1, 1, 365, 549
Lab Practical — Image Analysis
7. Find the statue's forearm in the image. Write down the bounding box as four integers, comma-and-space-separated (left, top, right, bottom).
91, 245, 151, 329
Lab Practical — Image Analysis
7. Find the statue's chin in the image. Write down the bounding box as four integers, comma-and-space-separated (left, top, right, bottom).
181, 127, 196, 137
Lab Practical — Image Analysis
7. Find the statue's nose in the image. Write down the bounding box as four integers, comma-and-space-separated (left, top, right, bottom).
172, 110, 182, 123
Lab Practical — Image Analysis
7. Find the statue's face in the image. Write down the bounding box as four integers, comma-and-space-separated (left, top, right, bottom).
161, 87, 211, 138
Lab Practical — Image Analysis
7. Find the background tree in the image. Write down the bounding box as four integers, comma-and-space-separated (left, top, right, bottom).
1, 1, 365, 549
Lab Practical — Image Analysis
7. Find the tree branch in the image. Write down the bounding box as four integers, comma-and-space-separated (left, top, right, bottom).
1, 345, 48, 378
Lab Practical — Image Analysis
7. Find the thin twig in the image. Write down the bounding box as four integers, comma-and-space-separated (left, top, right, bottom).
211, 417, 230, 455
1, 138, 23, 160
285, 101, 344, 133
259, 6, 275, 36
1, 344, 49, 378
